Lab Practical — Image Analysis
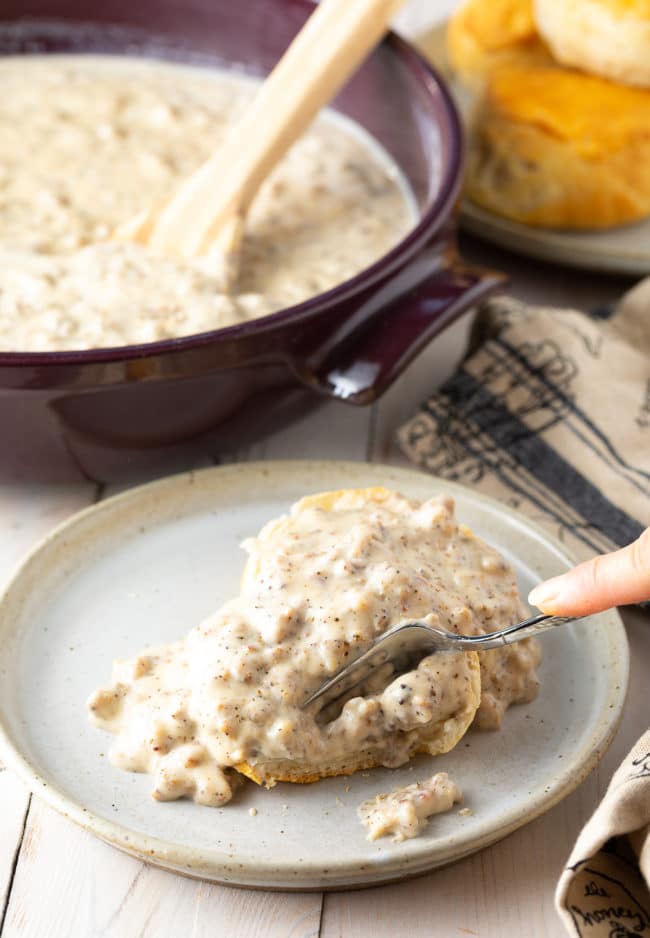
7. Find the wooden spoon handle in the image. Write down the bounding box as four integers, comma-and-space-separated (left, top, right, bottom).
147, 0, 408, 258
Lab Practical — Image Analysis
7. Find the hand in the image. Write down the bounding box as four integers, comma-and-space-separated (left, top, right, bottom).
528, 528, 650, 617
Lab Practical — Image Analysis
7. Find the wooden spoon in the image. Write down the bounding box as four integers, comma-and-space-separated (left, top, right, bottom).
114, 0, 408, 285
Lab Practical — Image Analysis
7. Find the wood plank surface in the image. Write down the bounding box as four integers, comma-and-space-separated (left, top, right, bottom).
0, 482, 97, 928
1, 798, 321, 938
0, 774, 30, 932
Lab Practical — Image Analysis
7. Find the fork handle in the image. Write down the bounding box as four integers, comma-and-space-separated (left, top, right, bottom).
464, 614, 579, 650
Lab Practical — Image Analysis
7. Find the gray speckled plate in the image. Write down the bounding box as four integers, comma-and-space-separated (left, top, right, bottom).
0, 461, 628, 890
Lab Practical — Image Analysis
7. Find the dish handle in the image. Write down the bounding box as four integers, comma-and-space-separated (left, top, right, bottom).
291, 248, 505, 405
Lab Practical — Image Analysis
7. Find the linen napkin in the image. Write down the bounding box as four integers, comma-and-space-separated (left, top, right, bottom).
398, 278, 650, 932
555, 730, 650, 937
398, 279, 650, 560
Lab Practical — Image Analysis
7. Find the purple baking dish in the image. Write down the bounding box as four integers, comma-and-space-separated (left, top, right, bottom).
0, 0, 503, 482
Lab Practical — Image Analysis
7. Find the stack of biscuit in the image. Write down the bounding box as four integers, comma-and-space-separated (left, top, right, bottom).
445, 0, 650, 229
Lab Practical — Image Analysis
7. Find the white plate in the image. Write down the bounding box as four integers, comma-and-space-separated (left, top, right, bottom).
0, 461, 628, 890
414, 22, 650, 276
461, 203, 650, 277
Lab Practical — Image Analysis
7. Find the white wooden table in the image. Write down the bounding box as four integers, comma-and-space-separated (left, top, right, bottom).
0, 232, 648, 937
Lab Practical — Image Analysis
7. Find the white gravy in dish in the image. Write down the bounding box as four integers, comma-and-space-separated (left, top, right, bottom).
0, 55, 415, 351
88, 489, 541, 811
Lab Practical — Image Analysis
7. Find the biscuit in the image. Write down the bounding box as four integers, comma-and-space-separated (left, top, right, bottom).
465, 62, 650, 228
236, 662, 481, 788
534, 0, 650, 88
447, 0, 551, 91
237, 488, 482, 787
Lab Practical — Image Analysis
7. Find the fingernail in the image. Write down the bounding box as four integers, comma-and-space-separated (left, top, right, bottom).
528, 579, 560, 612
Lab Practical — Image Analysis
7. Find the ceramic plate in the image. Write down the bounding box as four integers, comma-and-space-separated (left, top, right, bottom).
413, 23, 650, 276
0, 461, 628, 890
461, 203, 650, 277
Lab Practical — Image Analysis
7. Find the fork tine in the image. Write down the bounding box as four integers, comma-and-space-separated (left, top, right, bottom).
303, 622, 439, 713
302, 613, 579, 716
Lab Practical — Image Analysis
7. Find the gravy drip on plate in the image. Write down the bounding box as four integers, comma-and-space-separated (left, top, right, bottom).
358, 771, 462, 841
0, 56, 414, 351
88, 490, 541, 808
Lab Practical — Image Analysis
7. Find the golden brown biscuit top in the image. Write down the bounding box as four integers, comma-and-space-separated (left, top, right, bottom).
453, 0, 538, 51
446, 0, 552, 91
486, 63, 650, 157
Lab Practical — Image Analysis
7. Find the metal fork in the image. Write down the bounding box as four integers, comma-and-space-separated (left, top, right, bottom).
302, 613, 579, 713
